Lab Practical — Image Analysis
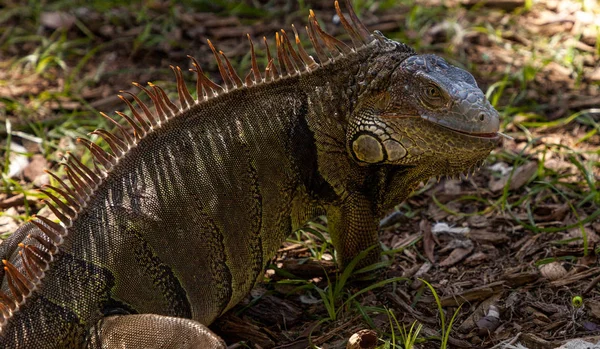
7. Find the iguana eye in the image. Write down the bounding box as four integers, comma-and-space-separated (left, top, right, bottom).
426, 85, 441, 98
421, 84, 445, 108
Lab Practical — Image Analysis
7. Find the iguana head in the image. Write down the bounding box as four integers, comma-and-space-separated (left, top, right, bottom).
348, 43, 500, 180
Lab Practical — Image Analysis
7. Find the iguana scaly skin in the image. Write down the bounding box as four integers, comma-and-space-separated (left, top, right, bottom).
0, 1, 499, 347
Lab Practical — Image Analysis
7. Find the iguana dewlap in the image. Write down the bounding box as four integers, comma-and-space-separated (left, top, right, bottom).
0, 1, 499, 347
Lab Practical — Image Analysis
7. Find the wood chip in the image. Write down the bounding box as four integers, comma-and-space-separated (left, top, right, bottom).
467, 230, 510, 245
0, 194, 37, 210
551, 267, 600, 287
280, 259, 336, 279
439, 245, 474, 267
440, 281, 505, 307
503, 271, 540, 287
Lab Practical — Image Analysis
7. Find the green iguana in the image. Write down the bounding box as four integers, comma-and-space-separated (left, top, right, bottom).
0, 1, 500, 347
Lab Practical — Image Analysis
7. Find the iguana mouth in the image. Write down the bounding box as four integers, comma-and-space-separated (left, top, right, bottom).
386, 114, 500, 139
427, 119, 500, 140
449, 127, 499, 139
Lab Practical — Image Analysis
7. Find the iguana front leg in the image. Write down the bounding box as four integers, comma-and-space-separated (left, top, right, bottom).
327, 194, 381, 269
88, 314, 226, 349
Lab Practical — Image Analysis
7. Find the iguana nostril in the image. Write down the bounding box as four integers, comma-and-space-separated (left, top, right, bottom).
479, 114, 485, 121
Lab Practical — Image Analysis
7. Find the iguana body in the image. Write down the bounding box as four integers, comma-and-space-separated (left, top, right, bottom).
0, 1, 499, 347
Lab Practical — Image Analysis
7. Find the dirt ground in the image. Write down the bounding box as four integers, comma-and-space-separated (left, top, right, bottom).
0, 0, 599, 348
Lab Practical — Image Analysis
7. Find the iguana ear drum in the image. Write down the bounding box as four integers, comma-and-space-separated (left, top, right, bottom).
351, 133, 407, 164
352, 133, 384, 163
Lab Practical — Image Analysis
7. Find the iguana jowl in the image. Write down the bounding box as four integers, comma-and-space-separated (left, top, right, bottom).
0, 1, 500, 347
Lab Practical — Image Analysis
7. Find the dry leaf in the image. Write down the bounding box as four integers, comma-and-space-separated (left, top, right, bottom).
439, 245, 474, 267
421, 219, 435, 263
489, 161, 538, 192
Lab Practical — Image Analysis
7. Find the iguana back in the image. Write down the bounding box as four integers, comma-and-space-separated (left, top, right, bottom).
0, 1, 500, 347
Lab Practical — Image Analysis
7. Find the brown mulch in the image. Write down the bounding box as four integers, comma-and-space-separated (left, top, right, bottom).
1, 0, 599, 348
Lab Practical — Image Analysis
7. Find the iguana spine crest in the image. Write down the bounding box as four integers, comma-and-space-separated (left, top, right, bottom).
0, 0, 373, 331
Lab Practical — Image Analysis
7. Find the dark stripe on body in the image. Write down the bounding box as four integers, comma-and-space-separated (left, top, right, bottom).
241, 142, 264, 290
288, 100, 337, 202
197, 210, 233, 315
129, 230, 192, 318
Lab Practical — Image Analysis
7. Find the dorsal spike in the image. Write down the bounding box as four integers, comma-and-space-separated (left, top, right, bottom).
32, 216, 66, 243
70, 151, 107, 184
4, 272, 23, 304
280, 30, 304, 73
263, 36, 279, 78
335, 1, 362, 48
67, 153, 101, 186
306, 22, 329, 64
265, 59, 275, 82
0, 292, 15, 312
90, 129, 126, 157
319, 26, 352, 55
40, 190, 76, 221
244, 70, 254, 87
120, 91, 158, 127
44, 170, 84, 207
148, 82, 179, 117
22, 245, 50, 271
188, 56, 222, 98
132, 82, 168, 123
114, 111, 144, 140
292, 24, 318, 71
64, 166, 91, 199
190, 57, 206, 100
309, 9, 351, 56
76, 139, 115, 169
91, 161, 107, 181
28, 233, 58, 255
99, 112, 135, 147
275, 32, 296, 75
118, 95, 151, 132
219, 51, 243, 88
0, 301, 12, 320
18, 248, 39, 282
41, 185, 80, 211
145, 83, 171, 117
3, 260, 34, 298
43, 200, 72, 226
148, 82, 179, 120
170, 65, 195, 109
21, 246, 46, 278
343, 0, 371, 44
22, 246, 51, 264
38, 189, 75, 219
247, 34, 262, 83
207, 39, 232, 90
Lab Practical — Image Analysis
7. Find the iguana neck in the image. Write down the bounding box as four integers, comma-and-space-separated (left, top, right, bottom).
295, 42, 407, 211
